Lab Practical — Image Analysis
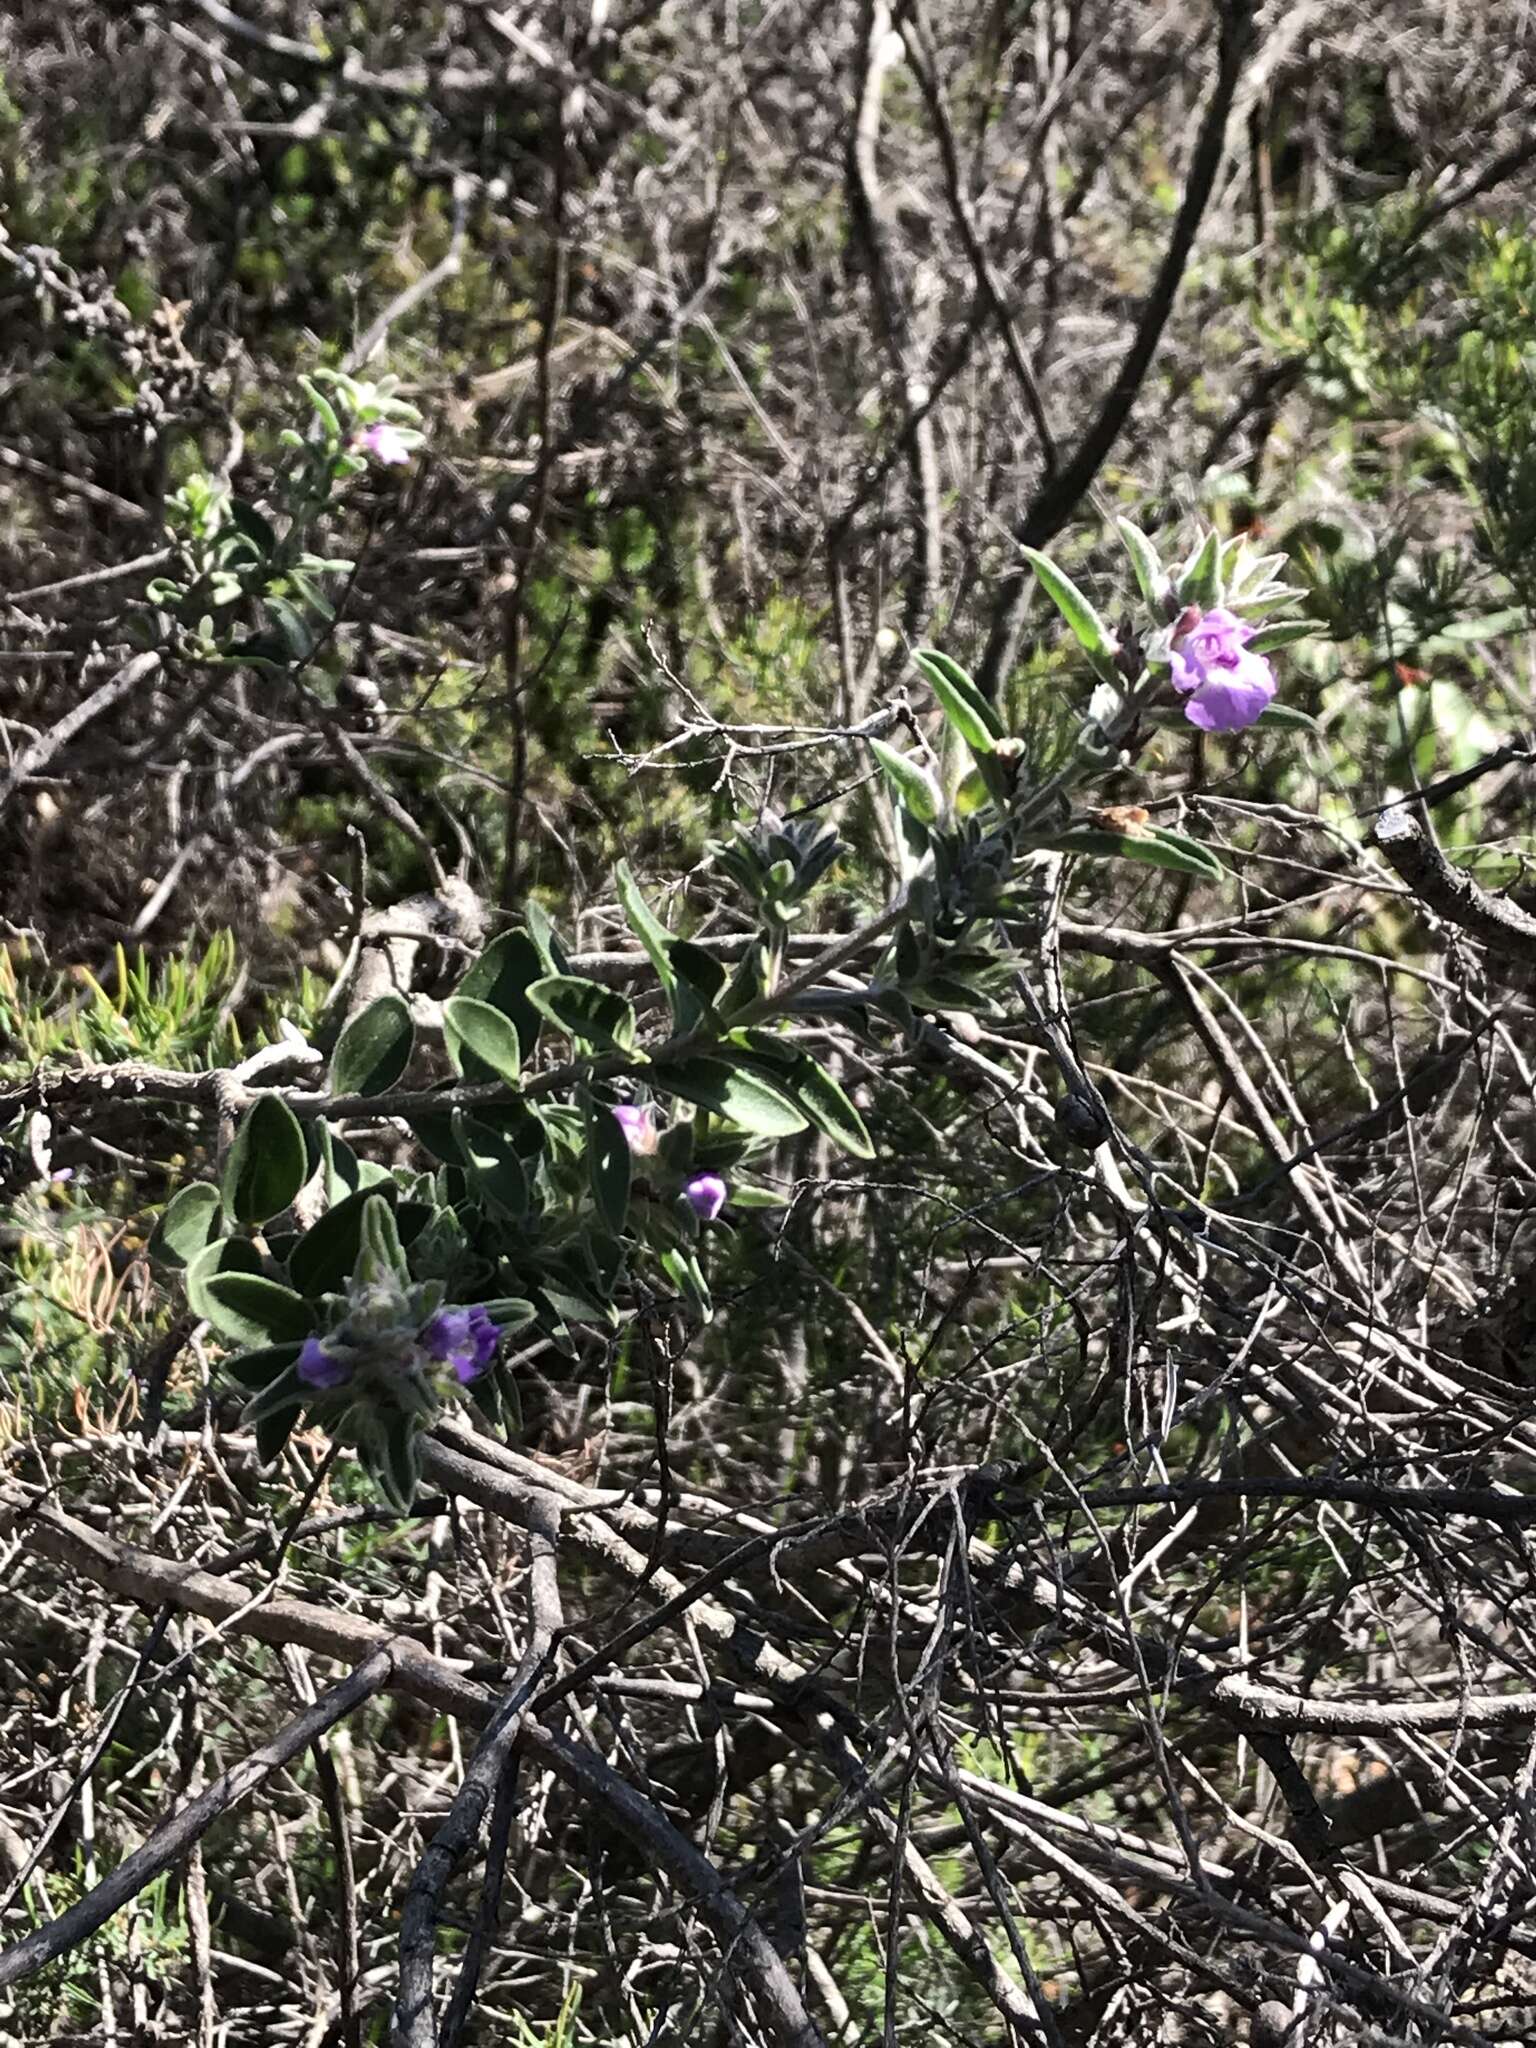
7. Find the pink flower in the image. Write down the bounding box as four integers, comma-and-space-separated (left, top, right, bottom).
360, 421, 412, 466
682, 1173, 727, 1222
1169, 608, 1275, 732
612, 1104, 659, 1157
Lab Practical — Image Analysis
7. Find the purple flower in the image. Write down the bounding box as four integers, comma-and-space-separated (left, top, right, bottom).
1169, 607, 1276, 733
682, 1173, 728, 1223
612, 1103, 659, 1157
298, 1337, 351, 1390
360, 421, 412, 467
421, 1303, 501, 1384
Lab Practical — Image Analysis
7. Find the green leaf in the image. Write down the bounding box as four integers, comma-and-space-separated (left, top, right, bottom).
222, 1342, 301, 1392
288, 1188, 432, 1298
228, 498, 277, 556
244, 1364, 305, 1423
912, 649, 1003, 753
255, 1393, 304, 1465
442, 996, 522, 1085
468, 1363, 523, 1434
583, 1092, 631, 1234
265, 594, 315, 661
374, 1412, 422, 1513
318, 1124, 356, 1203
1427, 607, 1526, 647
1254, 701, 1321, 732
726, 1184, 790, 1209
185, 1235, 261, 1324
455, 930, 545, 1058
1021, 548, 1118, 665
477, 1297, 539, 1333
1146, 826, 1227, 880
667, 939, 728, 1032
656, 1057, 808, 1137
670, 941, 728, 1009
223, 1095, 309, 1226
660, 1246, 713, 1323
615, 860, 676, 998
202, 1273, 312, 1348
405, 1113, 467, 1165
300, 375, 341, 439
1115, 519, 1166, 607
869, 738, 941, 825
524, 901, 570, 975
329, 994, 414, 1097
1244, 619, 1320, 655
535, 1253, 614, 1326
904, 975, 1002, 1016
730, 1032, 875, 1158
455, 1115, 530, 1220
357, 1191, 409, 1285
149, 1182, 224, 1269
1027, 825, 1224, 883
526, 976, 639, 1055
1175, 530, 1222, 606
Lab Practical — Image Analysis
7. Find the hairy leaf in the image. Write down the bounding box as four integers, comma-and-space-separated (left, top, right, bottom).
329, 994, 414, 1097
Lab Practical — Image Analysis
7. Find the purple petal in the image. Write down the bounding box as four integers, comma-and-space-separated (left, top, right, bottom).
1169, 647, 1205, 695
1183, 667, 1275, 732
422, 1304, 500, 1383
612, 1104, 659, 1156
422, 1308, 472, 1362
361, 422, 411, 466
298, 1337, 351, 1390
1190, 606, 1253, 644
683, 1173, 728, 1222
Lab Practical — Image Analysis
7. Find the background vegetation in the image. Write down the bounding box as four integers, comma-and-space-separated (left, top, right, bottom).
3, 3, 1536, 2044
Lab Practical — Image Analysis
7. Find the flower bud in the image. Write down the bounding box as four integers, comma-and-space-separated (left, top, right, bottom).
682, 1173, 728, 1222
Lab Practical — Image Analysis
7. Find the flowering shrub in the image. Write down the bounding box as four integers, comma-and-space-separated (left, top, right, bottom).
139, 398, 1307, 1515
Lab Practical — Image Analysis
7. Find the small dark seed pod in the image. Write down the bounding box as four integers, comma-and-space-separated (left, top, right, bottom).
1054, 1089, 1112, 1150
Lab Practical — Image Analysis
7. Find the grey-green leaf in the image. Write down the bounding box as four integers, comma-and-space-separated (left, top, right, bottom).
357, 1191, 409, 1285
615, 860, 676, 998
526, 976, 639, 1055
1021, 548, 1118, 664
202, 1273, 313, 1348
255, 1393, 304, 1466
731, 1032, 875, 1159
1254, 701, 1321, 732
455, 929, 544, 1056
1244, 619, 1320, 655
223, 1094, 309, 1226
443, 996, 523, 1084
912, 649, 1004, 752
329, 993, 414, 1097
185, 1235, 261, 1324
869, 738, 942, 825
288, 1187, 431, 1299
583, 1093, 631, 1234
1175, 530, 1222, 607
149, 1182, 224, 1269
222, 1342, 302, 1392
1115, 519, 1167, 607
1026, 825, 1223, 883
657, 1057, 808, 1138
456, 1115, 530, 1219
